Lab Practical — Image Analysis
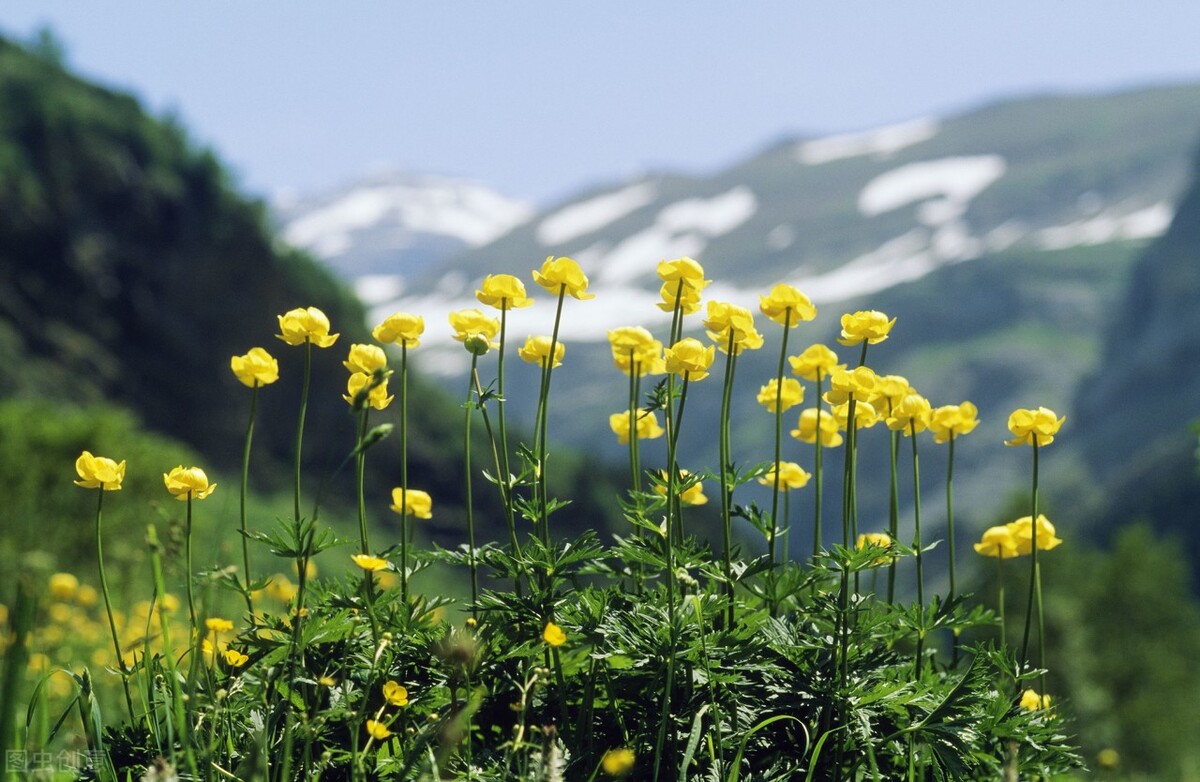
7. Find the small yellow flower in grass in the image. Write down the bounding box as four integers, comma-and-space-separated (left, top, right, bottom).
222, 649, 249, 667
607, 326, 665, 376
973, 525, 1019, 559
885, 393, 932, 435
448, 308, 501, 354
533, 256, 595, 299
230, 347, 279, 388
343, 343, 388, 375
351, 554, 389, 572
390, 488, 433, 519
836, 310, 896, 346
704, 300, 764, 354
542, 621, 567, 647
789, 343, 840, 381
365, 720, 393, 740
477, 274, 534, 310
856, 532, 894, 565
654, 470, 708, 506
372, 312, 424, 348
791, 408, 844, 448
757, 378, 803, 412
343, 372, 393, 411
1007, 514, 1063, 555
163, 466, 216, 500
608, 409, 665, 444
1005, 406, 1065, 447
205, 617, 234, 633
930, 401, 980, 443
757, 461, 811, 491
1019, 689, 1052, 711
759, 283, 816, 326
1096, 748, 1120, 770
276, 306, 339, 348
518, 335, 566, 368
74, 451, 126, 491
48, 573, 79, 600
382, 680, 410, 707
318, 675, 337, 687
664, 338, 716, 381
601, 747, 636, 776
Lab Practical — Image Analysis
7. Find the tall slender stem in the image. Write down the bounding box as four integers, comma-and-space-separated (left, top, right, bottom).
718, 331, 738, 626
399, 344, 410, 603
185, 494, 197, 636
910, 425, 926, 674
240, 384, 259, 622
768, 310, 792, 571
813, 376, 824, 558
535, 288, 567, 533
95, 490, 135, 720
356, 407, 371, 555
464, 356, 480, 618
1021, 442, 1042, 680
293, 340, 312, 523
887, 429, 900, 603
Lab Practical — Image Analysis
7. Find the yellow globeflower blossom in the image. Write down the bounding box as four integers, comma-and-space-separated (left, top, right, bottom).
448, 308, 501, 354
205, 617, 234, 633
601, 747, 636, 776
871, 374, 912, 411
664, 338, 716, 382
654, 470, 708, 506
930, 401, 981, 443
759, 283, 817, 326
823, 366, 878, 406
542, 621, 567, 647
856, 532, 894, 565
533, 256, 595, 299
836, 310, 896, 346
1019, 689, 1052, 711
343, 343, 389, 375
222, 649, 249, 667
517, 335, 566, 368
74, 451, 126, 491
365, 720, 393, 740
885, 393, 932, 435
77, 584, 99, 607
1007, 514, 1063, 555
372, 312, 424, 348
343, 372, 393, 411
756, 461, 811, 491
607, 326, 665, 376
703, 300, 764, 354
351, 554, 389, 572
276, 306, 339, 348
390, 488, 433, 519
1005, 406, 1065, 447
832, 400, 881, 430
757, 378, 804, 413
383, 680, 410, 707
974, 525, 1018, 558
476, 274, 534, 310
48, 573, 79, 600
791, 408, 843, 448
656, 257, 710, 292
789, 344, 840, 381
230, 347, 280, 388
656, 281, 704, 314
608, 409, 665, 444
163, 466, 216, 501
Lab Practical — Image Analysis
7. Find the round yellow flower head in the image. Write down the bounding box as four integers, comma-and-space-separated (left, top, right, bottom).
757, 378, 804, 413
48, 573, 79, 600
930, 401, 980, 443
222, 649, 249, 667
1096, 748, 1120, 770
163, 466, 216, 501
383, 680, 410, 707
790, 408, 844, 448
230, 347, 279, 388
656, 257, 710, 292
476, 274, 534, 310
1005, 406, 1065, 447
973, 525, 1019, 559
654, 469, 708, 506
517, 335, 566, 368
607, 326, 665, 376
759, 283, 817, 327
789, 343, 841, 381
837, 310, 896, 346
343, 372, 394, 411
372, 312, 424, 348
664, 337, 716, 382
832, 400, 881, 430
205, 617, 234, 633
351, 554, 389, 572
885, 393, 932, 435
871, 375, 913, 409
704, 300, 764, 354
276, 306, 339, 348
756, 461, 811, 491
390, 488, 433, 519
656, 280, 705, 314
448, 308, 501, 354
1019, 689, 1052, 711
856, 532, 894, 565
542, 621, 567, 647
365, 720, 393, 740
823, 366, 878, 405
74, 451, 126, 491
343, 344, 388, 375
608, 409, 665, 444
533, 256, 594, 299
1006, 514, 1063, 554
601, 747, 636, 776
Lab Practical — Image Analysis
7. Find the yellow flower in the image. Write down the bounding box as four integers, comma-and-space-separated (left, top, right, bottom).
163, 466, 216, 501
343, 343, 389, 375
1007, 514, 1063, 555
789, 344, 841, 381
757, 378, 804, 412
276, 306, 339, 348
703, 301, 764, 354
654, 470, 708, 505
656, 257, 710, 292
973, 525, 1019, 558
205, 617, 234, 633
836, 310, 896, 346
871, 374, 912, 410
790, 408, 843, 448
656, 281, 704, 314
608, 409, 665, 444
222, 649, 249, 667
517, 335, 566, 368
372, 312, 424, 348
664, 338, 716, 382
390, 488, 433, 519
1005, 406, 1065, 447
230, 347, 280, 388
1019, 689, 1052, 711
756, 461, 811, 491
885, 393, 932, 435
832, 400, 881, 430
351, 554, 389, 572
476, 274, 534, 310
73, 451, 126, 491
929, 402, 980, 444
759, 283, 817, 326
365, 720, 393, 740
856, 532, 894, 565
448, 308, 501, 354
607, 326, 665, 376
533, 256, 595, 299
601, 747, 636, 776
48, 573, 79, 600
823, 366, 878, 405
343, 372, 394, 410
542, 621, 567, 647
383, 680, 410, 707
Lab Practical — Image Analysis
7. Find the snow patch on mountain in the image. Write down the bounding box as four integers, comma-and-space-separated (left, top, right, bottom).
537, 182, 658, 245
1034, 201, 1173, 250
796, 118, 940, 165
858, 156, 1007, 217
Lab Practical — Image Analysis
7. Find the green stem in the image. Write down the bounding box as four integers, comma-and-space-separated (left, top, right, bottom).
494, 309, 522, 590
947, 434, 959, 665
399, 344, 409, 603
768, 311, 792, 589
464, 356, 480, 618
240, 384, 259, 622
535, 287, 568, 534
718, 330, 737, 626
813, 376, 824, 559
95, 490, 136, 721
1021, 442, 1043, 680
293, 340, 312, 523
909, 424, 926, 674
887, 428, 900, 603
147, 525, 198, 778
356, 407, 371, 555
185, 493, 197, 638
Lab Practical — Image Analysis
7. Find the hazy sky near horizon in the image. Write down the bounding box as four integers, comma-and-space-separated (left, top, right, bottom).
4, 2, 1200, 206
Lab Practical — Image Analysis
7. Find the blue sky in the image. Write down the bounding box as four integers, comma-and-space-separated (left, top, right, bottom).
4, 2, 1200, 205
